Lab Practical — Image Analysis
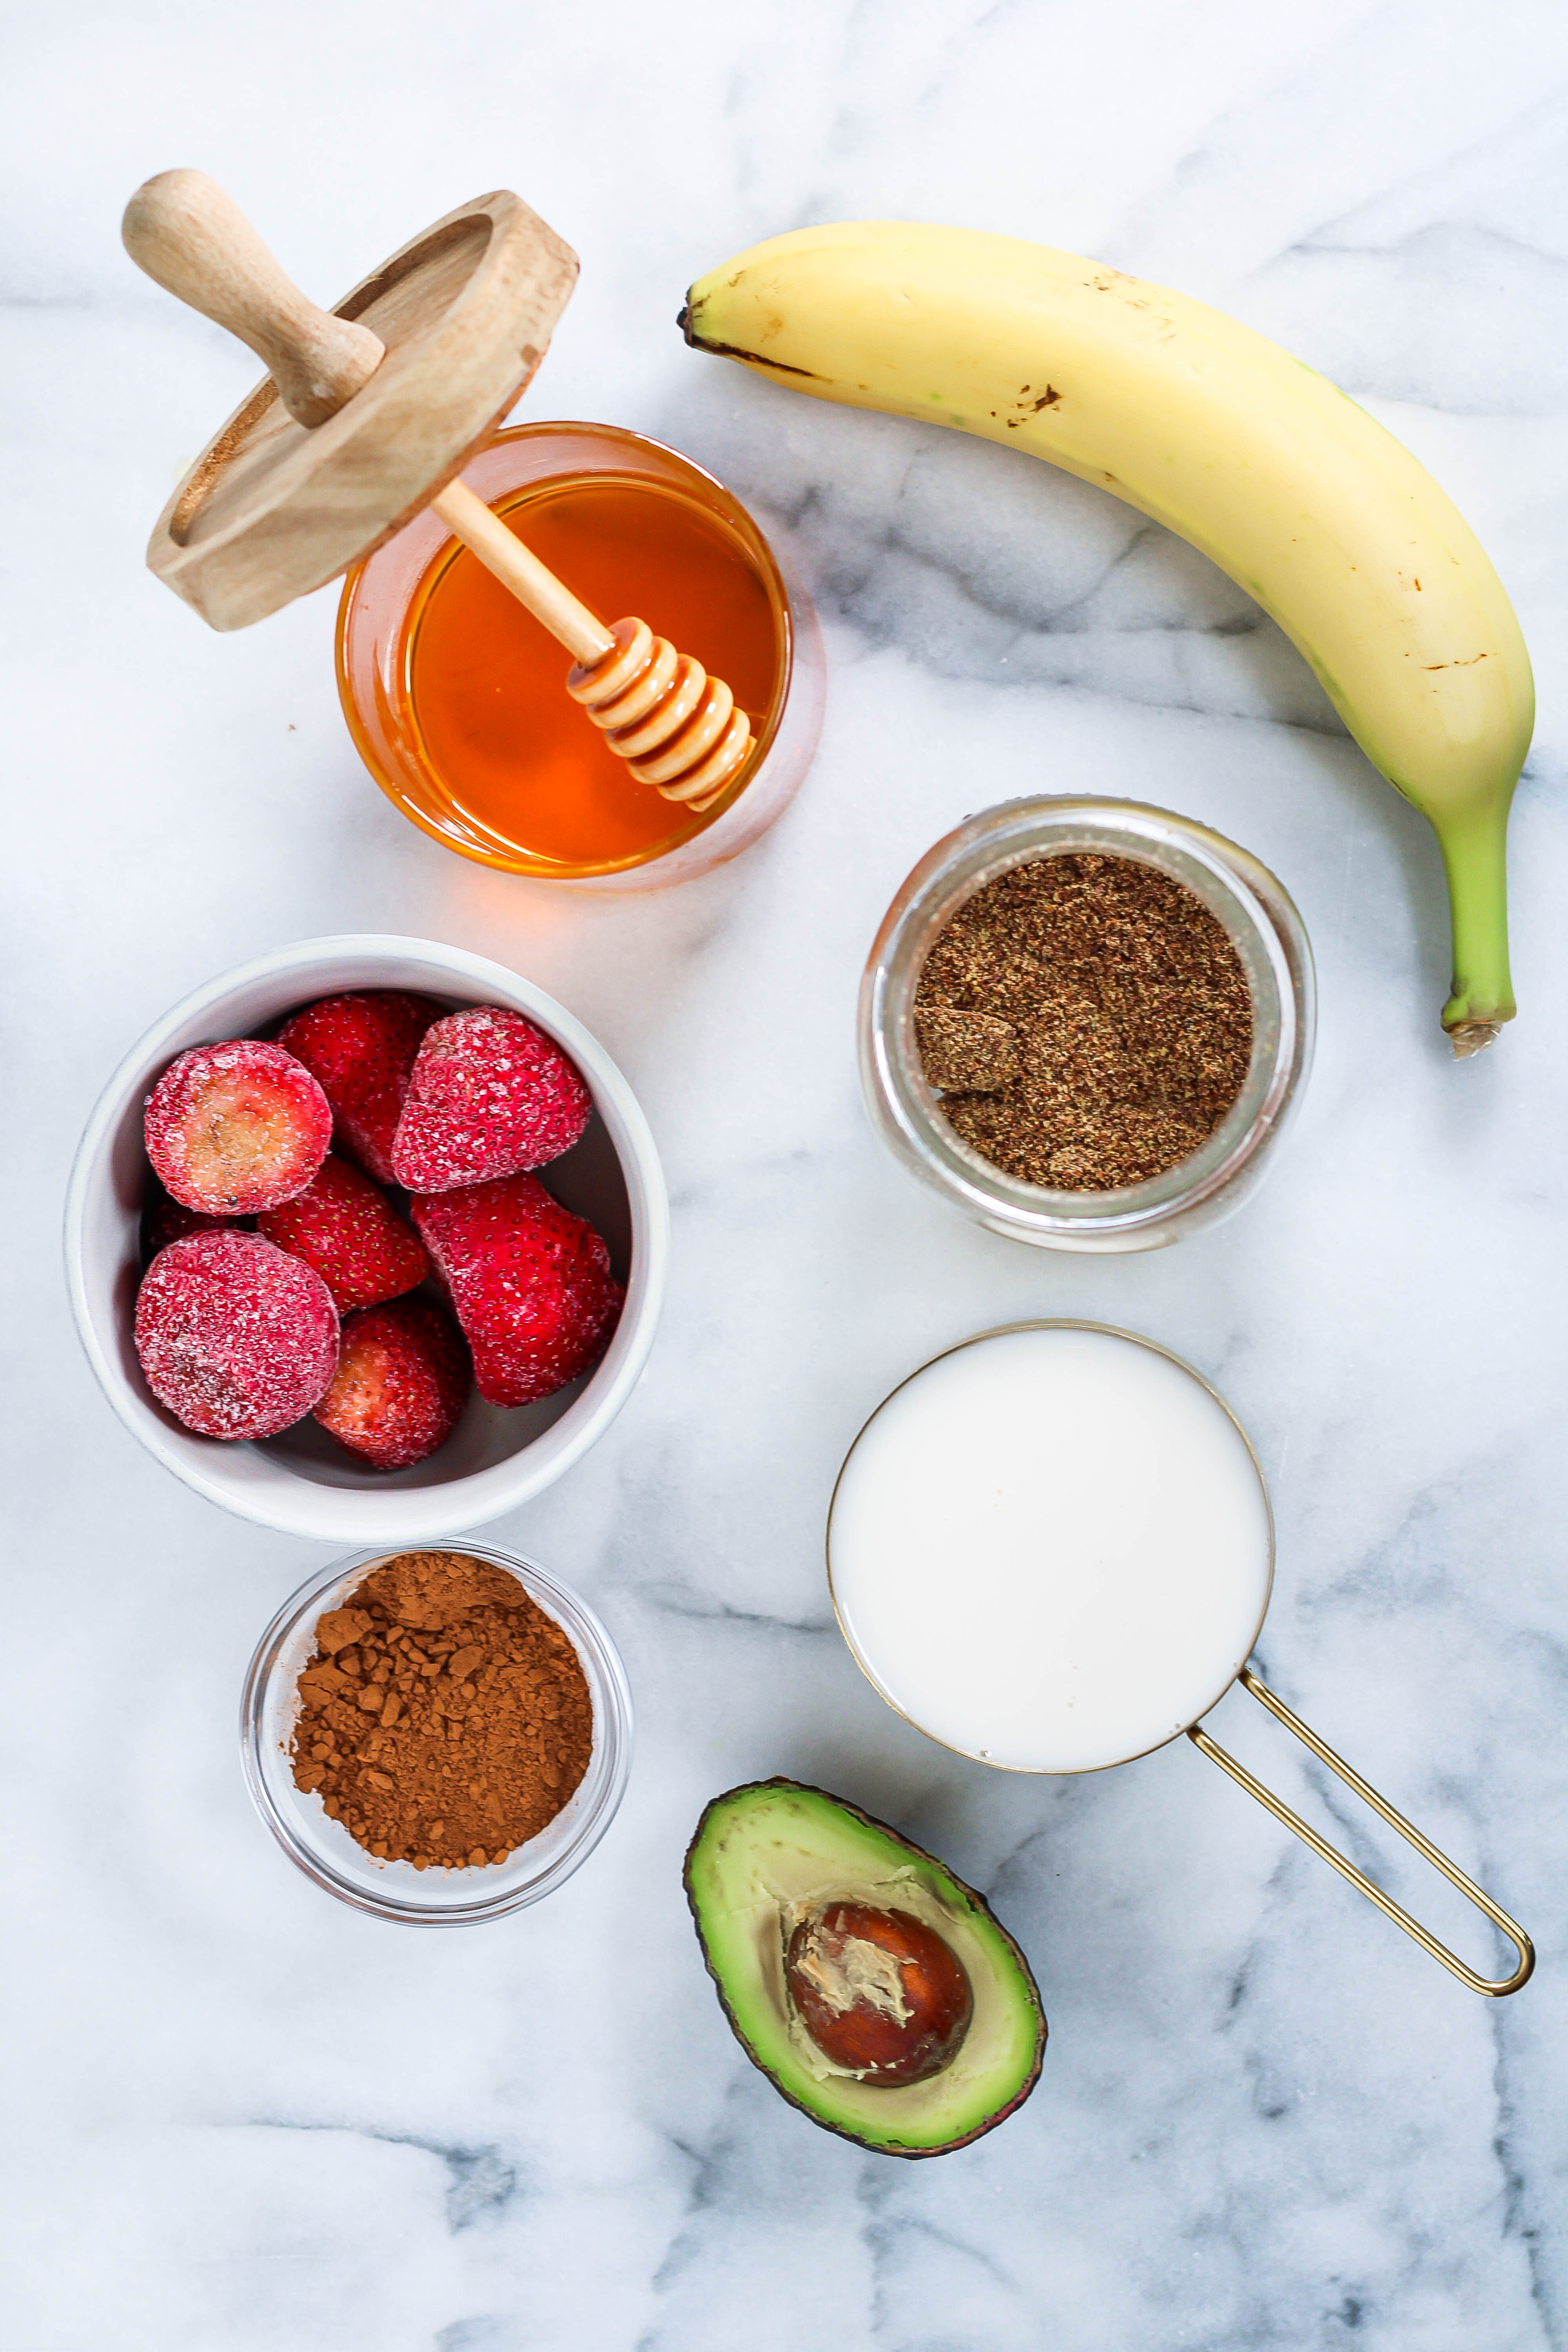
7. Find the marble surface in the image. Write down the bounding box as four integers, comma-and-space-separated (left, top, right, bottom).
5, 2, 1567, 2344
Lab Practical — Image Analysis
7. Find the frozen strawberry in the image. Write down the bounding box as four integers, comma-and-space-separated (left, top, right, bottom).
276, 992, 439, 1185
412, 1172, 622, 1408
140, 1180, 243, 1263
391, 1007, 592, 1192
145, 1039, 332, 1216
134, 1229, 339, 1440
257, 1154, 427, 1311
314, 1296, 472, 1468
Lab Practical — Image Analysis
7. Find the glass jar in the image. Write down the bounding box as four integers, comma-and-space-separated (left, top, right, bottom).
240, 1543, 633, 1924
859, 798, 1315, 1252
337, 422, 824, 889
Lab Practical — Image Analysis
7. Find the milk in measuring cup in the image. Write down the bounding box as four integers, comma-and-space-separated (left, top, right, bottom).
827, 1325, 1273, 1774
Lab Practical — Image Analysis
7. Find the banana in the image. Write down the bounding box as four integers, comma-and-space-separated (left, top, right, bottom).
681, 224, 1534, 1053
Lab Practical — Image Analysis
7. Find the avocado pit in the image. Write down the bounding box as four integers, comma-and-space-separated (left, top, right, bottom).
786, 1901, 973, 2085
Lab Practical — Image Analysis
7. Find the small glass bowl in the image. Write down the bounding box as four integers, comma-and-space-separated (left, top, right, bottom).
240, 1543, 633, 1924
860, 797, 1315, 1252
337, 422, 825, 890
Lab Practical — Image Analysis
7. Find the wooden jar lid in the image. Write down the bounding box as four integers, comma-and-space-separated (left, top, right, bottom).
147, 190, 578, 630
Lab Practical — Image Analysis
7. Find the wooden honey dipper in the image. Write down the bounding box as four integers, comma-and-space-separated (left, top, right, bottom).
426, 493, 752, 812
122, 172, 753, 812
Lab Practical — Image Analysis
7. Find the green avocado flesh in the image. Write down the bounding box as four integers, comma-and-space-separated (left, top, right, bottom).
684, 1779, 1046, 2156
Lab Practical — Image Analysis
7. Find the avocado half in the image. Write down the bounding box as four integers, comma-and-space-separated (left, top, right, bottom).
683, 1779, 1046, 2157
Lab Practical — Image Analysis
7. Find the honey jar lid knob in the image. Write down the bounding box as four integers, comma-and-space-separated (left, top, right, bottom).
123, 171, 385, 428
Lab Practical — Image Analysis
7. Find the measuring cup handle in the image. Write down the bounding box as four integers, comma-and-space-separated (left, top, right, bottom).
1187, 1665, 1534, 1997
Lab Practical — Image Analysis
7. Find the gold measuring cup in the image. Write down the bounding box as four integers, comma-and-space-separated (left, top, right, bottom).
826, 1321, 1532, 1998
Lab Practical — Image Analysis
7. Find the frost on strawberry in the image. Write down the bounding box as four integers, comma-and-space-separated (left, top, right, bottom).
314, 1296, 472, 1469
412, 1172, 622, 1408
276, 991, 438, 1186
144, 1039, 332, 1215
392, 1008, 592, 1192
258, 1154, 427, 1310
134, 1229, 340, 1440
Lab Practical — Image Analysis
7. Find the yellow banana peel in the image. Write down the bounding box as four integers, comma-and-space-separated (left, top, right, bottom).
682, 223, 1534, 1053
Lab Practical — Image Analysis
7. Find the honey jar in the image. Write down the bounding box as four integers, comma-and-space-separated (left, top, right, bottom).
338, 424, 824, 888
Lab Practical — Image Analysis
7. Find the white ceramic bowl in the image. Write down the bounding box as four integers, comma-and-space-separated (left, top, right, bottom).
65, 935, 668, 1542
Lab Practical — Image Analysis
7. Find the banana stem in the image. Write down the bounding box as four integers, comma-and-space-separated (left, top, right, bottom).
1436, 796, 1515, 1050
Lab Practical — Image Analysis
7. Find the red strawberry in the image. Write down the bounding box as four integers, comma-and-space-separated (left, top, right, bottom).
314, 1296, 472, 1468
135, 1229, 339, 1440
275, 992, 439, 1185
145, 1039, 332, 1215
411, 1172, 622, 1407
391, 1007, 592, 1192
257, 1154, 427, 1311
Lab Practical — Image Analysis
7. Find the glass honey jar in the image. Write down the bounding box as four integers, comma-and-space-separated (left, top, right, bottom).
337, 423, 824, 888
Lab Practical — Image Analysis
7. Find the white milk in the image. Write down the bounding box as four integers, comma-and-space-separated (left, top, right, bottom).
827, 1325, 1273, 1774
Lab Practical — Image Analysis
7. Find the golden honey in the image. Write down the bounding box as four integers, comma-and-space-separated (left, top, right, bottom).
338, 425, 815, 884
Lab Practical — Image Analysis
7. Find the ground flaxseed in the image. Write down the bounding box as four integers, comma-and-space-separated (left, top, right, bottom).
289, 1549, 592, 1870
914, 852, 1253, 1191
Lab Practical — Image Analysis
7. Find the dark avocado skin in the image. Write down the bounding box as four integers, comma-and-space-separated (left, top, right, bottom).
682, 1777, 1047, 2158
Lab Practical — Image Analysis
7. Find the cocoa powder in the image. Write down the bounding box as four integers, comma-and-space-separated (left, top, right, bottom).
289, 1549, 592, 1869
915, 852, 1253, 1190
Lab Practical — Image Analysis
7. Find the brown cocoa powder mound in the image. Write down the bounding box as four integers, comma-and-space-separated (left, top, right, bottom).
915, 852, 1253, 1191
289, 1550, 593, 1871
